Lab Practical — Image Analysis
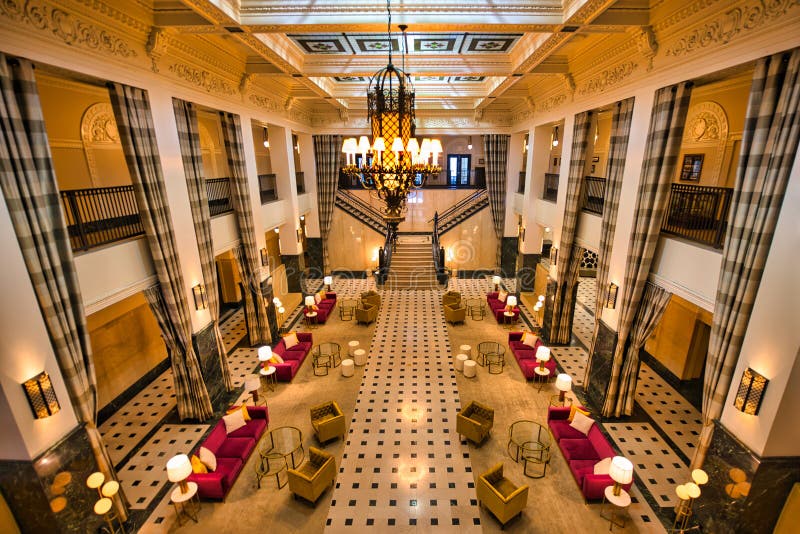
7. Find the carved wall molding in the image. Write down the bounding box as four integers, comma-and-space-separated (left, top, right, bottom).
168, 62, 237, 95
145, 27, 170, 72
665, 0, 799, 57
0, 0, 137, 58
631, 26, 658, 70
682, 100, 729, 180
578, 61, 638, 96
249, 92, 283, 113
239, 73, 255, 95
536, 93, 567, 113
80, 102, 120, 185
559, 73, 576, 97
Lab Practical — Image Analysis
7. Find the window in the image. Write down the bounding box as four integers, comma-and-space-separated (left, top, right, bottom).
447, 154, 471, 186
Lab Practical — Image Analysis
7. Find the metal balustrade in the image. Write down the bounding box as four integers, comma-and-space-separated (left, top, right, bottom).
60, 185, 143, 251
661, 183, 733, 249
581, 176, 606, 215
206, 177, 234, 217
543, 173, 559, 202
258, 173, 278, 204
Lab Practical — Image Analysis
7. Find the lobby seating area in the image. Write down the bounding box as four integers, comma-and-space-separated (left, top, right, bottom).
271, 332, 314, 381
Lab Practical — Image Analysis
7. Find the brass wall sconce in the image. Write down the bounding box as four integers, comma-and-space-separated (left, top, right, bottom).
192, 284, 208, 310
296, 229, 302, 242
22, 371, 60, 419
550, 247, 558, 266
260, 248, 268, 267
606, 283, 619, 309
552, 126, 559, 148
734, 367, 768, 415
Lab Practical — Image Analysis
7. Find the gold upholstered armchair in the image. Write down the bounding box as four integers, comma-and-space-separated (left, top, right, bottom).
361, 290, 381, 309
444, 302, 467, 325
457, 400, 494, 445
288, 446, 336, 504
310, 400, 346, 443
355, 302, 378, 325
442, 291, 461, 307
476, 463, 529, 528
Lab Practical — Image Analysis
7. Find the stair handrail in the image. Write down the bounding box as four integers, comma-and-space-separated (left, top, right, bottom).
427, 188, 486, 225
336, 189, 385, 228
377, 224, 395, 284
432, 212, 445, 281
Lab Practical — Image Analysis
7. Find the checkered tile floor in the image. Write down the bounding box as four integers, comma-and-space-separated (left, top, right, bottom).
576, 276, 597, 315
550, 346, 589, 387
326, 289, 481, 532
220, 307, 247, 353
227, 346, 259, 388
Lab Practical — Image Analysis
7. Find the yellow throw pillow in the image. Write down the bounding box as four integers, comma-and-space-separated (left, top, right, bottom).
568, 405, 590, 423
190, 454, 207, 474
314, 293, 322, 304
498, 290, 508, 303
283, 332, 299, 349
225, 404, 251, 422
521, 332, 539, 348
269, 354, 284, 364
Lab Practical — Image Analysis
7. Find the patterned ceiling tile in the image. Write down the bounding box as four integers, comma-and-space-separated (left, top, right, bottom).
415, 76, 447, 82
346, 34, 400, 54
412, 34, 463, 53
287, 34, 350, 54
335, 76, 368, 82
450, 76, 486, 82
462, 34, 523, 53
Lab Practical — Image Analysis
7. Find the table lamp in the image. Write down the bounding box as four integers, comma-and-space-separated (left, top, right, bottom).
691, 468, 708, 486
324, 276, 333, 291
608, 456, 633, 496
555, 373, 572, 402
245, 376, 261, 403
506, 295, 517, 312
492, 275, 501, 291
258, 346, 272, 368
535, 346, 551, 371
304, 295, 315, 313
167, 454, 193, 494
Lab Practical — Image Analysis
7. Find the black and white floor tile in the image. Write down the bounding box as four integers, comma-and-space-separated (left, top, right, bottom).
220, 307, 247, 353
576, 276, 597, 315
118, 424, 209, 510
325, 289, 481, 532
227, 346, 259, 388
549, 346, 589, 387
572, 304, 595, 349
636, 364, 703, 460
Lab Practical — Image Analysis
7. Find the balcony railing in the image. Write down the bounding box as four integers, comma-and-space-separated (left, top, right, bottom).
543, 173, 559, 202
581, 176, 606, 215
60, 185, 143, 251
295, 172, 305, 194
518, 171, 526, 194
206, 177, 233, 217
258, 173, 278, 204
661, 183, 733, 249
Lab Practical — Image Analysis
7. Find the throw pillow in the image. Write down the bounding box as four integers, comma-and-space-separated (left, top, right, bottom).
568, 405, 590, 422
311, 304, 319, 312
314, 293, 322, 304
498, 290, 508, 303
198, 446, 217, 472
318, 290, 327, 300
226, 404, 251, 422
222, 408, 247, 434
521, 332, 538, 348
283, 332, 299, 349
269, 353, 285, 364
593, 457, 612, 475
569, 411, 595, 436
190, 454, 207, 474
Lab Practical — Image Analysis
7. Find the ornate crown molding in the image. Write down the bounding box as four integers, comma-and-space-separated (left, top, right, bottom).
80, 102, 120, 185
0, 1, 137, 58
146, 27, 170, 72
249, 92, 283, 113
167, 62, 237, 95
537, 93, 568, 113
631, 26, 658, 71
577, 61, 638, 96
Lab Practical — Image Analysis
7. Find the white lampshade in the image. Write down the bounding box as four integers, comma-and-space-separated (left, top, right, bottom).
304, 295, 315, 306
86, 472, 105, 489
101, 480, 120, 498
555, 373, 572, 392
245, 376, 260, 392
391, 137, 404, 153
609, 456, 633, 485
676, 484, 690, 500
506, 296, 517, 307
420, 138, 431, 154
166, 454, 192, 483
342, 137, 357, 154
272, 297, 280, 305
258, 345, 272, 362
492, 275, 501, 285
431, 139, 443, 153
323, 276, 333, 286
406, 138, 420, 154
685, 482, 701, 499
535, 346, 551, 362
691, 468, 708, 485
534, 302, 542, 310
538, 295, 545, 303
372, 136, 386, 152
357, 135, 371, 153
278, 306, 285, 314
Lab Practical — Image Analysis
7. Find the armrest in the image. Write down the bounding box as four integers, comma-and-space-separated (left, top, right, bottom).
325, 292, 337, 299
487, 292, 499, 299
508, 332, 523, 342
297, 332, 313, 342
246, 405, 268, 421
548, 406, 572, 421
503, 483, 529, 504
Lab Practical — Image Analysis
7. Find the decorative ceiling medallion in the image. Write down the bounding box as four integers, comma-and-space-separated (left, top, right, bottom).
463, 34, 522, 53
416, 76, 447, 82
288, 34, 349, 53
412, 34, 463, 52
350, 35, 400, 53
288, 32, 521, 55
335, 76, 368, 82
451, 76, 485, 82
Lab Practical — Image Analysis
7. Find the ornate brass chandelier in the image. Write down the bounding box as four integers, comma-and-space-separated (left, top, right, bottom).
341, 0, 442, 223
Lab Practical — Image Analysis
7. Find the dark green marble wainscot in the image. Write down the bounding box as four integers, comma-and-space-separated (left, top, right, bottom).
584, 319, 617, 412
305, 237, 323, 275
517, 254, 540, 292
538, 277, 558, 342
500, 237, 518, 278
192, 321, 225, 408
280, 254, 306, 293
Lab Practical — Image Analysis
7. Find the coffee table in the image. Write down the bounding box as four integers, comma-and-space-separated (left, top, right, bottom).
339, 298, 358, 321
486, 351, 505, 374
312, 342, 341, 376
477, 341, 505, 368
465, 298, 485, 320
260, 425, 304, 469
507, 419, 552, 478
255, 451, 288, 489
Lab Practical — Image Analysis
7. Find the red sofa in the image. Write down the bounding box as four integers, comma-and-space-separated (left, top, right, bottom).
308, 291, 337, 323
486, 292, 520, 322
272, 332, 313, 382
508, 332, 556, 380
547, 406, 631, 500
188, 405, 268, 500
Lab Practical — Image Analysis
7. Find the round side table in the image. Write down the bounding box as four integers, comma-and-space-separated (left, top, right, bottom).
601, 485, 632, 530
353, 348, 367, 366
455, 353, 468, 372
170, 482, 199, 526
463, 359, 477, 378
348, 340, 360, 357
341, 358, 355, 377
534, 367, 551, 392
260, 365, 277, 391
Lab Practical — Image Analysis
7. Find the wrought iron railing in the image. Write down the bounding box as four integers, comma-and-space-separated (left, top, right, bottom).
427, 188, 488, 232
432, 212, 445, 282
518, 171, 526, 194
661, 183, 733, 249
258, 173, 278, 204
295, 172, 305, 194
335, 189, 386, 232
543, 173, 559, 202
376, 225, 395, 285
206, 177, 233, 217
60, 185, 143, 251
581, 176, 606, 215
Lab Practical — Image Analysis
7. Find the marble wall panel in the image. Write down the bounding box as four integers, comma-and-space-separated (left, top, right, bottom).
440, 207, 498, 271
280, 254, 306, 293
585, 319, 617, 411
500, 237, 518, 277
192, 322, 224, 405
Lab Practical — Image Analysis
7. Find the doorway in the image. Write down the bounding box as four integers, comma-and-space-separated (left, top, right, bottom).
447, 154, 471, 186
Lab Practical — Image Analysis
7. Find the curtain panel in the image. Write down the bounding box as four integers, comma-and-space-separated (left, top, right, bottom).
602, 82, 693, 417
483, 134, 510, 265
172, 98, 232, 391
108, 82, 213, 421
313, 134, 342, 272
219, 111, 271, 345
693, 48, 800, 468
550, 111, 592, 343
0, 54, 128, 520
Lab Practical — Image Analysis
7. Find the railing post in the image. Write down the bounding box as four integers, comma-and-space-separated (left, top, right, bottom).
65, 191, 89, 251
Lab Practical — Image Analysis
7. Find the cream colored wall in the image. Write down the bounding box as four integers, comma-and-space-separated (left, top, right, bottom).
251, 123, 273, 175
327, 208, 385, 272
197, 110, 229, 179
87, 293, 167, 409
440, 207, 498, 271
644, 295, 712, 380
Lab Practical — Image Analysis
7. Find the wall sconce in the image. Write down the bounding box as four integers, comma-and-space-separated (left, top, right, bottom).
550, 247, 558, 266
734, 367, 768, 415
260, 247, 268, 267
192, 284, 208, 310
22, 371, 60, 419
273, 227, 280, 234
492, 275, 501, 292
467, 136, 473, 150
552, 126, 559, 147
299, 215, 305, 221
262, 127, 269, 148
606, 283, 619, 309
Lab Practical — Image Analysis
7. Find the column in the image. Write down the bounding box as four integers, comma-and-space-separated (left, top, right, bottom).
500, 132, 526, 277
297, 133, 323, 275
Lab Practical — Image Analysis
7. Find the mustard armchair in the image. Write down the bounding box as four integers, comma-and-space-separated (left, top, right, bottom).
310, 400, 346, 443
444, 302, 467, 325
442, 290, 461, 307
476, 463, 529, 529
457, 400, 494, 445
288, 446, 336, 504
355, 302, 378, 325
361, 290, 381, 309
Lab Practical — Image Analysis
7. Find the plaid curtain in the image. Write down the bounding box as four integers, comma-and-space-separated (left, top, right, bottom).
550, 111, 592, 343
108, 82, 213, 421
693, 48, 800, 468
313, 134, 342, 272
172, 99, 232, 391
483, 134, 509, 265
0, 54, 128, 520
586, 98, 635, 384
602, 82, 692, 417
219, 111, 270, 345
617, 282, 671, 415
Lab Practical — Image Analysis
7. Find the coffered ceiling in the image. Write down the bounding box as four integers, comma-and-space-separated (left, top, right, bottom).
151, 0, 652, 118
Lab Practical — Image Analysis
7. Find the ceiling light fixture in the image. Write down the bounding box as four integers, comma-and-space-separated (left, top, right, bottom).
467, 136, 473, 150
341, 0, 441, 227
263, 127, 269, 148
552, 126, 559, 148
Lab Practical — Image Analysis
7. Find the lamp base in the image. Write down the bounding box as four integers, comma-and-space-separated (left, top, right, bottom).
179, 479, 189, 494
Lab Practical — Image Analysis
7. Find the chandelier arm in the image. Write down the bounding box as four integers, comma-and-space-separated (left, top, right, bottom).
386, 0, 392, 66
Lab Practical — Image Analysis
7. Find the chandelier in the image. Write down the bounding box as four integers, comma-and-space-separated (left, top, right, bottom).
341, 0, 442, 222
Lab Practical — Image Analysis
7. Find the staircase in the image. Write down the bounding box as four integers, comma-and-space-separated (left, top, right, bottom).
385, 237, 439, 290
431, 189, 489, 235
334, 189, 386, 235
